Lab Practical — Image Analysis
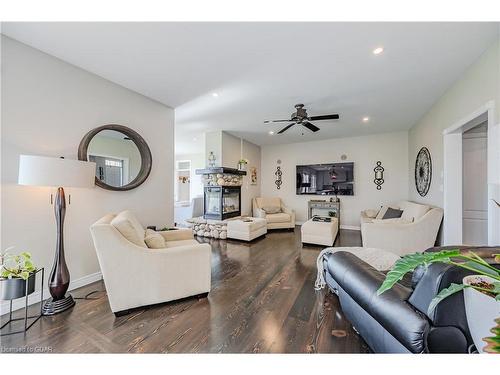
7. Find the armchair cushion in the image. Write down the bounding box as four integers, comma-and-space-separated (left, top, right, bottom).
144, 229, 166, 249
159, 228, 194, 241
110, 210, 147, 248
266, 212, 291, 223
382, 207, 403, 219
364, 209, 379, 218
165, 239, 200, 248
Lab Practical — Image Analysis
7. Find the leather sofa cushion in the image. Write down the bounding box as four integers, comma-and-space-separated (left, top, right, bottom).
111, 210, 147, 248
266, 212, 291, 223
327, 252, 429, 352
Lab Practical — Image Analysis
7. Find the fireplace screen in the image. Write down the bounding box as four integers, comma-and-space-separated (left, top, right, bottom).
204, 186, 241, 220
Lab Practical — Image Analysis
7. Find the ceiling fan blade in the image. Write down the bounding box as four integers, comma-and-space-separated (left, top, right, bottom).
277, 123, 295, 134
309, 114, 340, 121
302, 121, 320, 132
264, 119, 293, 123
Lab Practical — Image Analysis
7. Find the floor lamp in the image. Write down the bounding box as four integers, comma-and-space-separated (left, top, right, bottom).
18, 155, 96, 315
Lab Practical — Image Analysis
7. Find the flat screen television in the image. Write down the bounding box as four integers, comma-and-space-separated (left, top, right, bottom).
296, 162, 354, 195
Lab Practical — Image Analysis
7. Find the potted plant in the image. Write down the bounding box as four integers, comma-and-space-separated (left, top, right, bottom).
377, 249, 500, 353
0, 248, 37, 300
237, 158, 248, 171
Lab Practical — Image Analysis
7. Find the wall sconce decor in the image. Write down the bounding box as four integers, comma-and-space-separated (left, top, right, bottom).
275, 159, 282, 190
373, 161, 384, 190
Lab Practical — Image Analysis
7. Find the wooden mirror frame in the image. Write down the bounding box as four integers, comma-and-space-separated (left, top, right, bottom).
78, 124, 152, 191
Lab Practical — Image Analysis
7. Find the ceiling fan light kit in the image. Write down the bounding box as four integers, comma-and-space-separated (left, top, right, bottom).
264, 104, 340, 134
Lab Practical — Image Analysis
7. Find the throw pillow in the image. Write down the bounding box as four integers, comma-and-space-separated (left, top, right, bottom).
262, 206, 281, 214
144, 229, 166, 249
365, 209, 380, 218
382, 207, 404, 219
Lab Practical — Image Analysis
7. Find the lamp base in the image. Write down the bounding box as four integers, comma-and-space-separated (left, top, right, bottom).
42, 294, 75, 316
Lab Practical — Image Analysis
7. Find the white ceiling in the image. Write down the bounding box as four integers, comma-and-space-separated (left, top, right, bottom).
2, 22, 498, 154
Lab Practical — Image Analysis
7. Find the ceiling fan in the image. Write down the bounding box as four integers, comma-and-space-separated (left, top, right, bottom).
264, 104, 340, 134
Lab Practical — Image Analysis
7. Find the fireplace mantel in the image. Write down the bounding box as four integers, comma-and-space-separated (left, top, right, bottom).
195, 167, 247, 176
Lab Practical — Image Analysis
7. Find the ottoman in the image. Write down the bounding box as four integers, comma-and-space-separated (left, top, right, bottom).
301, 217, 339, 246
226, 217, 267, 241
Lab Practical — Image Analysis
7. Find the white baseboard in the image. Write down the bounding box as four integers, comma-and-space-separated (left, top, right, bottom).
1, 271, 102, 315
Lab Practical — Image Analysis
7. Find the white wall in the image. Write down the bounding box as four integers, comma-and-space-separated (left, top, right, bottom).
220, 132, 261, 216
408, 38, 500, 208
1, 36, 175, 295
261, 131, 409, 228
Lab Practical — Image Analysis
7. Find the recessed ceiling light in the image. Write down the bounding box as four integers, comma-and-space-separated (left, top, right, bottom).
373, 47, 384, 55
212, 92, 219, 98
362, 117, 370, 123
269, 131, 275, 135
193, 137, 197, 141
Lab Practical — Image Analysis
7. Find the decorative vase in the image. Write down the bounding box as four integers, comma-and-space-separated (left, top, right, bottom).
238, 162, 247, 171
0, 273, 36, 300
463, 275, 500, 353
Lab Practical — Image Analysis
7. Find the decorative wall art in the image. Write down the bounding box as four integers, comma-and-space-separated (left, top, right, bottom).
373, 161, 384, 190
208, 151, 216, 168
275, 159, 282, 190
250, 166, 257, 185
415, 147, 432, 197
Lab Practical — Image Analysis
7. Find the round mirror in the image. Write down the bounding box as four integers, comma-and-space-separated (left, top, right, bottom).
78, 124, 152, 191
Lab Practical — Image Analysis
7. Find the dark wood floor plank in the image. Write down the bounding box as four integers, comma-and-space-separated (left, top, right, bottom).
1, 228, 368, 353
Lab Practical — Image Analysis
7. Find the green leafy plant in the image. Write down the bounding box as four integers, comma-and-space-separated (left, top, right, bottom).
377, 249, 500, 315
483, 318, 500, 353
238, 158, 248, 165
0, 248, 36, 280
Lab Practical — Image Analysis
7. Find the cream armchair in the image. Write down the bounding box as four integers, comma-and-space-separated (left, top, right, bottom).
360, 201, 443, 255
90, 211, 211, 315
252, 197, 295, 230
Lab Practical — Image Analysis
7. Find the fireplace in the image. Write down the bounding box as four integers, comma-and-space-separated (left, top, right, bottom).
195, 167, 246, 221
204, 186, 241, 220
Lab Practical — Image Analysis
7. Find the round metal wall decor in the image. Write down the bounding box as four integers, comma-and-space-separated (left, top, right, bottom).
415, 147, 432, 197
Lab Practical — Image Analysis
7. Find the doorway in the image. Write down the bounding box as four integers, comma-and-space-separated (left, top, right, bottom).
462, 121, 488, 245
443, 101, 499, 246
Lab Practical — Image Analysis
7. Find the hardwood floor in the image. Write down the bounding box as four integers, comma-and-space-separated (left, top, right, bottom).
0, 228, 369, 353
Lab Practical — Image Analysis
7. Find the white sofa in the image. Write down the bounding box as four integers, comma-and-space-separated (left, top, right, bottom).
90, 211, 211, 315
360, 201, 443, 255
252, 197, 295, 230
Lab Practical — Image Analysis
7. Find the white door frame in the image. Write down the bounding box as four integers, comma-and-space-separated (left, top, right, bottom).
442, 100, 500, 245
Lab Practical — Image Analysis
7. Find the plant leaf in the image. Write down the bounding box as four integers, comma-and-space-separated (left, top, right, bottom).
377, 250, 460, 295
462, 261, 500, 277
427, 283, 468, 316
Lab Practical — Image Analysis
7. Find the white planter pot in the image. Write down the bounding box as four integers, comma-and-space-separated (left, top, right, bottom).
463, 275, 500, 353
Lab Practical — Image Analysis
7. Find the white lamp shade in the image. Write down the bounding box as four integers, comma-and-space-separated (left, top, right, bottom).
18, 155, 96, 188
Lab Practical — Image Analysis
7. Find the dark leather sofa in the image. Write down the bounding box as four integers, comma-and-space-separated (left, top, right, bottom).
322, 246, 499, 353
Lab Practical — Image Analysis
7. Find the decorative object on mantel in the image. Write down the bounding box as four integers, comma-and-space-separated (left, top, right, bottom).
415, 147, 432, 197
18, 155, 95, 315
208, 151, 216, 168
341, 154, 347, 161
1, 249, 44, 336
237, 158, 248, 172
373, 161, 385, 190
250, 166, 257, 185
178, 176, 190, 184
275, 159, 283, 190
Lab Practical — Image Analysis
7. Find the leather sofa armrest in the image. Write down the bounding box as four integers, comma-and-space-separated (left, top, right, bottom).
327, 252, 429, 353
